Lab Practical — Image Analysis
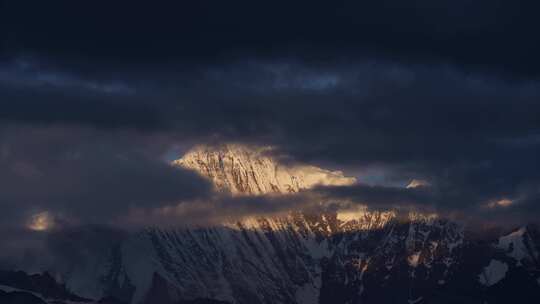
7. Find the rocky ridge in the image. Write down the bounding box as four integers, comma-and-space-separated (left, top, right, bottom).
3, 145, 539, 304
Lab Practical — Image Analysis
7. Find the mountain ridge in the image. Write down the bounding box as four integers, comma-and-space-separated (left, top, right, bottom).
173, 144, 356, 195
3, 145, 539, 304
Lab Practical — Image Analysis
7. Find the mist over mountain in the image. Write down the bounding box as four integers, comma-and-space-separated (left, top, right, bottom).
3, 1, 540, 303
2, 145, 539, 304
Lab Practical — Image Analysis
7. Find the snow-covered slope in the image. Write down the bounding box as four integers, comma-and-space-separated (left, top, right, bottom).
98, 210, 469, 304
40, 145, 540, 304
173, 144, 355, 195
497, 226, 540, 267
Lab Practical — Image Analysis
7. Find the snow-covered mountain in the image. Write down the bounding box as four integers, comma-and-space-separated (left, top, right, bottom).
173, 144, 355, 195
3, 145, 540, 304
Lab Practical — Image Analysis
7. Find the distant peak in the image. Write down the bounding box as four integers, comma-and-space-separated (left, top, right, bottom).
173, 144, 356, 195
406, 179, 430, 189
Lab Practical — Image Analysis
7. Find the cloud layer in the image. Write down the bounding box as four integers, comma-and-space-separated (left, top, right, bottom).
1, 0, 540, 265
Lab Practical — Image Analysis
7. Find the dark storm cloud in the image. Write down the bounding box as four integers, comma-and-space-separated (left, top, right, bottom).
315, 184, 435, 209
2, 0, 540, 78
0, 0, 539, 229
0, 125, 212, 227
1, 58, 540, 223
0, 59, 162, 129
0, 124, 215, 268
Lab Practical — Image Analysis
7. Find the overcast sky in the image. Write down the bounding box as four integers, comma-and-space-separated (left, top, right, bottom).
2, 1, 540, 266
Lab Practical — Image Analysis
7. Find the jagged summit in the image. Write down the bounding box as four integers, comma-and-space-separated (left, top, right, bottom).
173, 144, 439, 228
173, 144, 356, 195
13, 144, 540, 304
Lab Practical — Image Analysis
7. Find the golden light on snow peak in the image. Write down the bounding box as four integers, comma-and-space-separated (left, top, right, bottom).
27, 212, 54, 231
487, 198, 513, 209
406, 179, 430, 189
174, 144, 357, 196
336, 205, 369, 222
